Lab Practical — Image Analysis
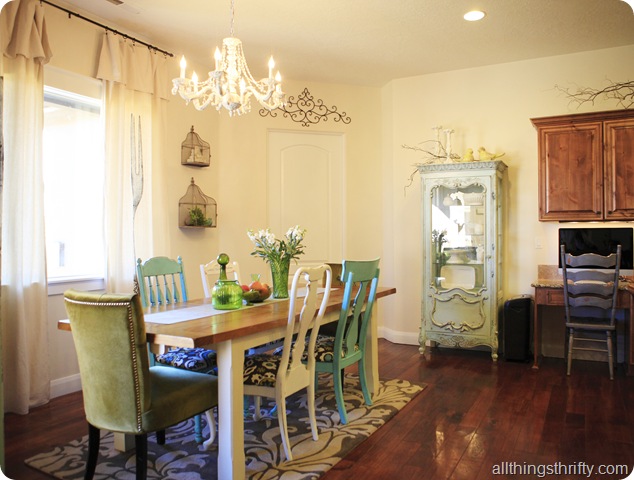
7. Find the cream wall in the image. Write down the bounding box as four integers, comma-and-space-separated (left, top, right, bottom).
381, 45, 634, 346
42, 6, 383, 395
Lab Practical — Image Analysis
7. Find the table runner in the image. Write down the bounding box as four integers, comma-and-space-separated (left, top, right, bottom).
145, 287, 332, 325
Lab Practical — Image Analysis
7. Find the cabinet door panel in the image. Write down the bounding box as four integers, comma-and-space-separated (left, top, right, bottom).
605, 119, 634, 219
538, 123, 603, 221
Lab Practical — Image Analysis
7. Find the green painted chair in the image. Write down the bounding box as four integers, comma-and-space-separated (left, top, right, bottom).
136, 255, 217, 444
136, 256, 188, 307
63, 290, 218, 480
313, 258, 380, 424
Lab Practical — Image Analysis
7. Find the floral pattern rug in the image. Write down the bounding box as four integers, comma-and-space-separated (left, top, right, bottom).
25, 374, 425, 479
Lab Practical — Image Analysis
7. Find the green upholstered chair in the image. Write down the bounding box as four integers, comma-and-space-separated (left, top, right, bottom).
312, 258, 380, 424
63, 290, 219, 480
561, 244, 621, 380
136, 256, 217, 444
243, 264, 332, 461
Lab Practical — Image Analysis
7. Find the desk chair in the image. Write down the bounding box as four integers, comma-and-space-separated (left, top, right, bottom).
136, 256, 217, 444
243, 264, 332, 461
313, 258, 380, 424
63, 290, 218, 480
561, 244, 621, 380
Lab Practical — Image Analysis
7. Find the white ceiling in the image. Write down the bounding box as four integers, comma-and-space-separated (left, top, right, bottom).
52, 0, 634, 87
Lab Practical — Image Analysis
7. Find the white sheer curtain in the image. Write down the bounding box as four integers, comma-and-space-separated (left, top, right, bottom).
0, 0, 53, 414
95, 33, 170, 292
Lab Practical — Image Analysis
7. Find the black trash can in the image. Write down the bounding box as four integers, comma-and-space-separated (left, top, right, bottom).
502, 295, 533, 362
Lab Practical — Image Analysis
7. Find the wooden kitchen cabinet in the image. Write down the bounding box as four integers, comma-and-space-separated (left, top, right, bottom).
531, 109, 634, 221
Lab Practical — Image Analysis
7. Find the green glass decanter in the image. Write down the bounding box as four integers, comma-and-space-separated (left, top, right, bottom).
211, 253, 243, 310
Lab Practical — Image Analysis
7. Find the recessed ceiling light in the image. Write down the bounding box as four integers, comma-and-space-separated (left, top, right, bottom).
464, 10, 486, 21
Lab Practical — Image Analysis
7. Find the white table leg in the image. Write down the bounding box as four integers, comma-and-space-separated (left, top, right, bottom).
216, 339, 246, 480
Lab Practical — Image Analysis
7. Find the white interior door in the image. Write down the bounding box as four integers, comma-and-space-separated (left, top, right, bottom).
268, 130, 344, 276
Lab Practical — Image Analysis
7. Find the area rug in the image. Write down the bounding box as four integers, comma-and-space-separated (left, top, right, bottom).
26, 374, 424, 479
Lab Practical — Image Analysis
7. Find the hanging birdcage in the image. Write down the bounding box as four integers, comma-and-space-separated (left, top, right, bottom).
181, 126, 210, 167
179, 178, 217, 228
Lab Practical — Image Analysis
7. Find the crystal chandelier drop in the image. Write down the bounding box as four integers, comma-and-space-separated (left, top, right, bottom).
172, 0, 285, 116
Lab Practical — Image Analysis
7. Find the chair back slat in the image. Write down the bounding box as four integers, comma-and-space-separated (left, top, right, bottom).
278, 265, 332, 382
136, 256, 188, 308
336, 259, 381, 360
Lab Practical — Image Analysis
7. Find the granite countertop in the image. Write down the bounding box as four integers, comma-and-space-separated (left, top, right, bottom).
532, 264, 633, 290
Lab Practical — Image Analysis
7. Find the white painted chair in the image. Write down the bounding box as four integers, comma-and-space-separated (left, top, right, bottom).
243, 264, 332, 461
200, 258, 241, 296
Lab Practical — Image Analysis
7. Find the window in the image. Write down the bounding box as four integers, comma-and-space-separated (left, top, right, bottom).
43, 83, 105, 283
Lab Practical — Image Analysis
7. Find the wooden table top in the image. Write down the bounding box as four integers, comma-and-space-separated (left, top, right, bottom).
58, 286, 397, 349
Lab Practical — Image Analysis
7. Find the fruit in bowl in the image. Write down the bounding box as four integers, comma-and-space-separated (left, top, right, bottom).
241, 280, 271, 303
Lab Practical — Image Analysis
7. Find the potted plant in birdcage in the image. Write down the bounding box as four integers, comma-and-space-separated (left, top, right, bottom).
187, 206, 213, 227
247, 226, 306, 298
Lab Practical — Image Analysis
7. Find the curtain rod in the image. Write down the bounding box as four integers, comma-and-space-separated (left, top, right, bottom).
40, 0, 174, 57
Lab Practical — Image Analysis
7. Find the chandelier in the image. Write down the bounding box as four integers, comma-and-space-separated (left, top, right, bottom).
171, 0, 285, 116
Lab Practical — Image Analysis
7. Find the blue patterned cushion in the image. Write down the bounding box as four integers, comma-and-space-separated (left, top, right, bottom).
155, 347, 218, 375
243, 354, 281, 387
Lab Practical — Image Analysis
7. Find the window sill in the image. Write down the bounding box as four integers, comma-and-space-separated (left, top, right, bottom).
48, 277, 105, 296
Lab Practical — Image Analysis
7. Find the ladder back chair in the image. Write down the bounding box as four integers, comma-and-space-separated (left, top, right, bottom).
313, 258, 380, 424
243, 264, 332, 461
560, 244, 621, 380
63, 290, 218, 480
136, 255, 217, 445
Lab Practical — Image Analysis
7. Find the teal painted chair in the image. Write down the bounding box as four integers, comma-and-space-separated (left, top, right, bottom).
243, 264, 332, 461
136, 256, 188, 307
312, 258, 380, 424
63, 290, 218, 480
136, 256, 217, 444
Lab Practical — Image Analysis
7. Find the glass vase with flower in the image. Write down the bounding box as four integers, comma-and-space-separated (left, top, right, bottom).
247, 225, 306, 298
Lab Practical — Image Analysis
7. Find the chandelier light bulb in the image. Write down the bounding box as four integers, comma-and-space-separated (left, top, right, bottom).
268, 56, 275, 78
179, 55, 186, 78
214, 48, 221, 70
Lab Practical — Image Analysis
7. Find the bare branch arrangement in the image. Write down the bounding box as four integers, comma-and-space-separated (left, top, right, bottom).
401, 140, 461, 164
555, 79, 634, 109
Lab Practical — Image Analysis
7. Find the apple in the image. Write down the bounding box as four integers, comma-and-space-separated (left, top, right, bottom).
249, 280, 271, 300
241, 284, 250, 292
259, 283, 271, 300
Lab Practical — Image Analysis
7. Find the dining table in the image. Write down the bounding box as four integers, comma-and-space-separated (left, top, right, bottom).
58, 285, 396, 480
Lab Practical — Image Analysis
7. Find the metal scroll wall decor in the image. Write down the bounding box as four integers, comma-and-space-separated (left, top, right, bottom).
259, 88, 352, 127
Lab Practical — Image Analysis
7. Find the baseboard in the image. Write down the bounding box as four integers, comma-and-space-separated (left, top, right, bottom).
378, 326, 419, 346
50, 374, 82, 399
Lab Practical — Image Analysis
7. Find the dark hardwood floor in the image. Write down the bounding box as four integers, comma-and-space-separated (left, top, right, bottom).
5, 339, 634, 479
